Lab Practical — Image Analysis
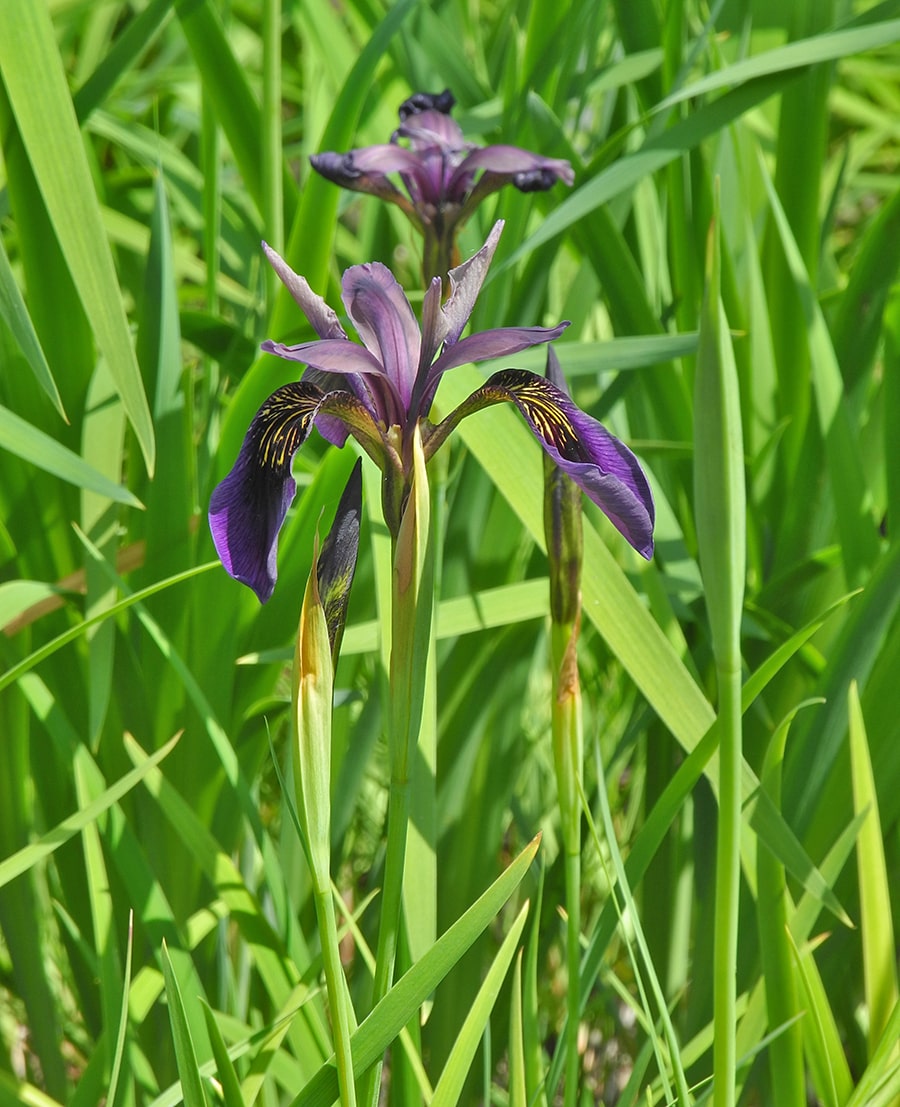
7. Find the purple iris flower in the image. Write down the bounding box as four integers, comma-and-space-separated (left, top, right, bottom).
310, 89, 574, 279
209, 222, 654, 602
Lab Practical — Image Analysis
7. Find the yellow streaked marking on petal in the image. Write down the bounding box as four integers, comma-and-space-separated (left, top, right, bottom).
492, 371, 584, 459
253, 384, 320, 474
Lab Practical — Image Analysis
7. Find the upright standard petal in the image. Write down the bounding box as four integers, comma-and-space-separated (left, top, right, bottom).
435, 369, 655, 559
341, 263, 421, 412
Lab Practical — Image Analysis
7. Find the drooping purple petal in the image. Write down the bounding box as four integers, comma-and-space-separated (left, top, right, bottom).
341, 144, 426, 176
434, 368, 655, 558
209, 382, 324, 602
308, 151, 412, 210
261, 243, 348, 340
340, 263, 421, 411
209, 383, 390, 602
452, 145, 574, 188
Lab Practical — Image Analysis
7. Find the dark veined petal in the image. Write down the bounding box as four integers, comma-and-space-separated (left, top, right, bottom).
209, 384, 388, 602
209, 382, 324, 603
436, 369, 655, 558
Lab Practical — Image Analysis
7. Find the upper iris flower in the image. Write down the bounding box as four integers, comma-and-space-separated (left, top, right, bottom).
310, 89, 574, 280
209, 222, 654, 603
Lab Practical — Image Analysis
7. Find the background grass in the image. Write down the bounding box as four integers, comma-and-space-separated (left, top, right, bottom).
2, 0, 900, 1103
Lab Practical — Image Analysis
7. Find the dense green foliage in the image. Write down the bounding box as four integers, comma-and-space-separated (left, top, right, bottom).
1, 0, 899, 1104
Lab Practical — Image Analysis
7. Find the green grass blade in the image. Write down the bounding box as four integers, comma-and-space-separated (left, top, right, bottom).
200, 1002, 246, 1107
756, 708, 807, 1107
0, 0, 155, 473
885, 301, 900, 541
431, 902, 529, 1107
585, 762, 691, 1106
174, 0, 265, 220
161, 940, 210, 1107
830, 181, 900, 396
659, 19, 900, 110
785, 539, 900, 834
789, 930, 854, 1107
848, 680, 899, 1055
501, 71, 799, 267
73, 0, 174, 122
507, 952, 527, 1107
107, 912, 135, 1107
0, 733, 179, 889
0, 562, 217, 696
694, 198, 745, 1107
0, 403, 141, 508
291, 834, 540, 1107
760, 149, 880, 586
0, 237, 65, 420
523, 871, 549, 1107
845, 997, 900, 1107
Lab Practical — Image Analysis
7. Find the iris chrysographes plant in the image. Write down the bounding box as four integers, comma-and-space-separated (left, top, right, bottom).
310, 89, 574, 281
208, 222, 654, 602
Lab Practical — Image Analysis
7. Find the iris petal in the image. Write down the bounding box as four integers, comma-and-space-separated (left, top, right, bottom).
341, 263, 421, 411
261, 243, 347, 340
452, 146, 575, 187
438, 369, 655, 559
209, 382, 324, 603
442, 220, 504, 346
209, 384, 389, 602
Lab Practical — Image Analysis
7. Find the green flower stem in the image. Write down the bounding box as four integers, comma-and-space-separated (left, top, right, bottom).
314, 885, 358, 1107
756, 714, 805, 1106
712, 657, 741, 1107
695, 196, 746, 1107
551, 618, 583, 1107
363, 431, 434, 1107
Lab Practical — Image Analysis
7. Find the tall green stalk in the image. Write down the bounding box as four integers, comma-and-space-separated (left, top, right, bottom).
292, 464, 363, 1107
364, 428, 435, 1106
694, 197, 746, 1107
551, 618, 583, 1107
543, 351, 584, 1107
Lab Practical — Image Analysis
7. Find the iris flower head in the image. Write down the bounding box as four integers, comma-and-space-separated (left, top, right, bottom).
209, 222, 655, 603
310, 89, 574, 280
